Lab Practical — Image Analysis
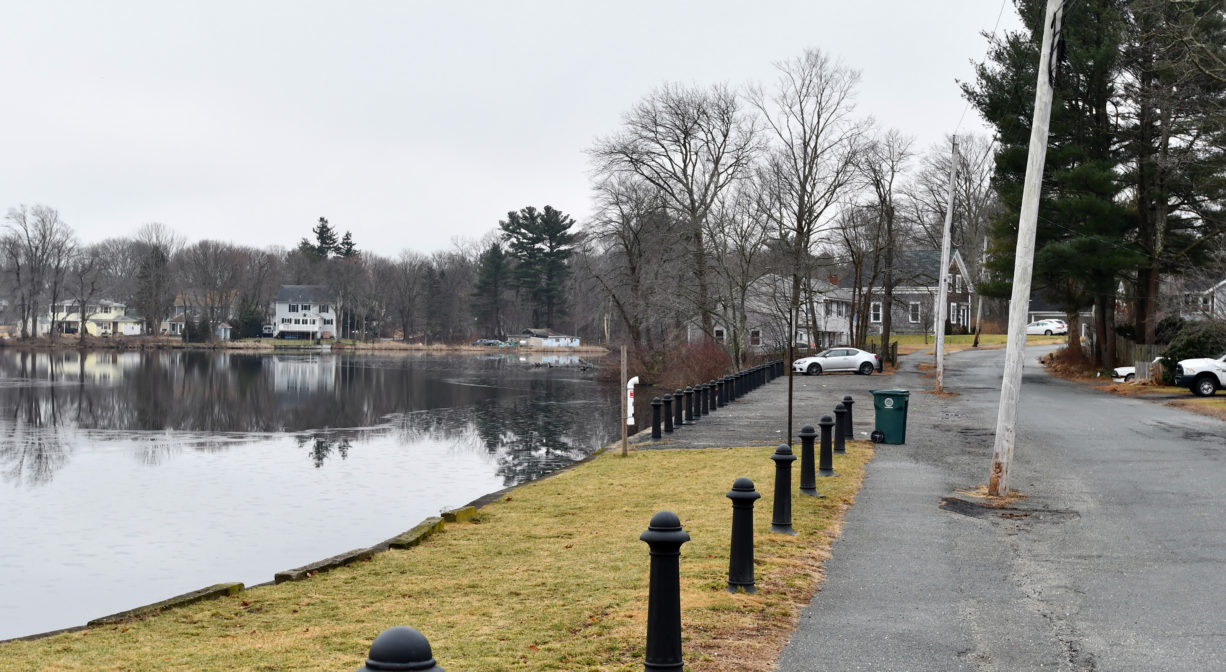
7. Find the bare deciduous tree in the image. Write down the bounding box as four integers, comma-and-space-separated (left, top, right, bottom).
748, 48, 865, 440
591, 83, 757, 338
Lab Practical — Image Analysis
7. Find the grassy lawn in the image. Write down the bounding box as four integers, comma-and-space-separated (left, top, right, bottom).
0, 445, 871, 672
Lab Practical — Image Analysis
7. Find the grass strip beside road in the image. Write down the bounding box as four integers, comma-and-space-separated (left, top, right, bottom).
0, 445, 871, 672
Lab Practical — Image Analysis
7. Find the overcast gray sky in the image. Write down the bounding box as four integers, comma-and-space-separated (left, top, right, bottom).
0, 1, 1017, 256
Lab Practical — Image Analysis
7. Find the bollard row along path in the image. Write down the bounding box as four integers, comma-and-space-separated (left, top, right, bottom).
357, 362, 891, 669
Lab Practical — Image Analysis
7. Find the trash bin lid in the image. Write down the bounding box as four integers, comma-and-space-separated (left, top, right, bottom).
869, 389, 910, 396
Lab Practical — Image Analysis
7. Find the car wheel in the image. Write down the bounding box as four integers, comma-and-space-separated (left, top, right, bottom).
1124, 373, 1135, 383
1193, 375, 1218, 397
859, 362, 874, 375
1044, 329, 1052, 335
807, 363, 821, 375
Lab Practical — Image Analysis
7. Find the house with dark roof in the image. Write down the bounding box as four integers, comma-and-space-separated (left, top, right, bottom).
838, 249, 975, 335
270, 285, 337, 340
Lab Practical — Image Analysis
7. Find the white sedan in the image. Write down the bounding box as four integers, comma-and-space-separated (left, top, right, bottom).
1026, 319, 1068, 335
793, 347, 879, 376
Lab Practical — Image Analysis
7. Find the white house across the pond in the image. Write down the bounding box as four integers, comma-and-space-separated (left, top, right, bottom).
270, 285, 337, 340
517, 328, 580, 348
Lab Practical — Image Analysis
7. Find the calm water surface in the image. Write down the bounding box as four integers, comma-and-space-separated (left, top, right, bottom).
0, 349, 618, 640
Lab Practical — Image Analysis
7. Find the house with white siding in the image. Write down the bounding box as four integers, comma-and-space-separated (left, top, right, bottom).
270, 285, 337, 340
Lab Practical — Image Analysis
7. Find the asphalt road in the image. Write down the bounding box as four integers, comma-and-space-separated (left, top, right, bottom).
775, 345, 1226, 671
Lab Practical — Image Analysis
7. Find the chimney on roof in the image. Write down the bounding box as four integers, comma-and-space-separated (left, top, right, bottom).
828, 274, 838, 285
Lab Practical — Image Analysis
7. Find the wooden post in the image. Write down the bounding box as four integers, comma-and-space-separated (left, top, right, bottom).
621, 345, 628, 456
990, 0, 1063, 497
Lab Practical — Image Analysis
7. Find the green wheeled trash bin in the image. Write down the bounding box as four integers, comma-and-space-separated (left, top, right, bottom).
869, 389, 910, 444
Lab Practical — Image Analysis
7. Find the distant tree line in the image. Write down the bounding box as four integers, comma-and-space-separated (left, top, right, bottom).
0, 204, 582, 345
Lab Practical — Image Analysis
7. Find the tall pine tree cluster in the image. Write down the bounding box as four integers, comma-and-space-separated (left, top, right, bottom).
965, 0, 1226, 365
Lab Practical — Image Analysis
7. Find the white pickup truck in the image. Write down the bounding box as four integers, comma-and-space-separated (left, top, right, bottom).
1174, 352, 1226, 397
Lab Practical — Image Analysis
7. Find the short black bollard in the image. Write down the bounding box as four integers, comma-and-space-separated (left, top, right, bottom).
662, 393, 674, 433
641, 511, 691, 672
842, 395, 855, 439
770, 444, 797, 535
798, 425, 819, 496
714, 378, 724, 408
706, 380, 717, 413
818, 415, 838, 477
674, 389, 685, 428
833, 402, 847, 453
651, 397, 663, 440
684, 386, 694, 424
726, 477, 761, 593
698, 383, 708, 416
724, 375, 735, 402
357, 626, 444, 671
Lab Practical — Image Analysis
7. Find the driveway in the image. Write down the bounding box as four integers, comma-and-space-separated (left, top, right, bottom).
777, 345, 1226, 671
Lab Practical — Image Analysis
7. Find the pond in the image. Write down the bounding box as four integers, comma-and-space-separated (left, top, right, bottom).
0, 349, 620, 640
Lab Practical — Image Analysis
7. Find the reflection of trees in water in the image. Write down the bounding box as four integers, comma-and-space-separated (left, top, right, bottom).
298, 433, 353, 468
0, 351, 619, 485
0, 379, 68, 486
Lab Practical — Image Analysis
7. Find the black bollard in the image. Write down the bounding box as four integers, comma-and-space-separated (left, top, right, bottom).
770, 444, 797, 535
842, 395, 855, 439
357, 626, 444, 672
698, 383, 708, 416
714, 378, 723, 408
707, 380, 717, 413
641, 511, 691, 672
724, 375, 734, 402
833, 402, 847, 453
798, 425, 819, 496
726, 477, 761, 593
662, 393, 674, 433
684, 386, 694, 424
674, 389, 684, 429
651, 397, 662, 440
818, 415, 838, 477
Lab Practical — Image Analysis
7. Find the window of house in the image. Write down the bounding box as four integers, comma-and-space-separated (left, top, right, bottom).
953, 275, 961, 293
320, 304, 330, 313
324, 318, 333, 325
909, 302, 921, 323
750, 329, 761, 346
713, 328, 725, 343
871, 302, 882, 323
838, 302, 846, 317
950, 302, 959, 325
289, 304, 299, 313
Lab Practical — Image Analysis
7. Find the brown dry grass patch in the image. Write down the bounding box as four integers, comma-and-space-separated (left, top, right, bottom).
1168, 397, 1226, 421
0, 445, 872, 672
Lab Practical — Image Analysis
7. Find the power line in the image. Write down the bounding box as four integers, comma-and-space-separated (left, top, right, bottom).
955, 0, 1012, 136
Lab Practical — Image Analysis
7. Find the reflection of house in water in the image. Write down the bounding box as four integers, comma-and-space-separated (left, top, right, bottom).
270, 355, 338, 397
5, 350, 144, 386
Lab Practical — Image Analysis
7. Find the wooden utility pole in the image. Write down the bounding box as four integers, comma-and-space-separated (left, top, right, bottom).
934, 136, 959, 392
989, 0, 1064, 497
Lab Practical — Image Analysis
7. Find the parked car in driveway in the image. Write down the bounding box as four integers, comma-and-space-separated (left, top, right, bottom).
793, 347, 879, 375
1174, 353, 1226, 396
1112, 357, 1165, 383
1026, 319, 1067, 335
